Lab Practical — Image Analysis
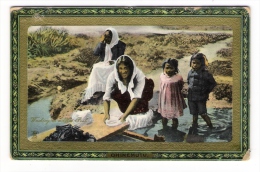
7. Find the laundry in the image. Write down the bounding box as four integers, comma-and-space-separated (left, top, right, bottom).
43, 124, 96, 142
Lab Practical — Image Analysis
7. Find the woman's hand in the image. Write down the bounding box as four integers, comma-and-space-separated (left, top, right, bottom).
108, 61, 114, 65
118, 98, 140, 123
119, 114, 127, 123
103, 114, 110, 123
103, 100, 111, 123
100, 34, 105, 43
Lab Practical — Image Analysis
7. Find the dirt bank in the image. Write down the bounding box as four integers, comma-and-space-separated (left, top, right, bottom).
28, 31, 233, 119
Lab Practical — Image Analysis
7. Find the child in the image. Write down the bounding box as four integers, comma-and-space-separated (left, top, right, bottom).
187, 53, 216, 129
158, 58, 187, 130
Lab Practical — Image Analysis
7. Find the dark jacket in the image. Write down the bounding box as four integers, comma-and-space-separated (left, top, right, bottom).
93, 40, 126, 61
187, 68, 216, 101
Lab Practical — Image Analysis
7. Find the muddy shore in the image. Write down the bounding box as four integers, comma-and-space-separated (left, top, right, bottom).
27, 31, 233, 121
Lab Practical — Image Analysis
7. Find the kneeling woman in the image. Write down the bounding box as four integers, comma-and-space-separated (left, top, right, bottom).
103, 55, 154, 130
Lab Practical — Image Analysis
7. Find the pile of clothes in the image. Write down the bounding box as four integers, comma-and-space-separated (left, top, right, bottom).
43, 124, 96, 142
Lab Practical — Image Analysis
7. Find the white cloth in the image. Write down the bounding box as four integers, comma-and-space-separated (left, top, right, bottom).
81, 61, 114, 102
125, 109, 154, 130
106, 108, 154, 130
105, 115, 122, 127
104, 27, 119, 62
103, 55, 153, 130
71, 110, 93, 127
103, 56, 145, 101
81, 27, 120, 102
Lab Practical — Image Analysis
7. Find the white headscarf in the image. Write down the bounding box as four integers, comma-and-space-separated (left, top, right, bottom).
114, 55, 145, 100
104, 27, 119, 62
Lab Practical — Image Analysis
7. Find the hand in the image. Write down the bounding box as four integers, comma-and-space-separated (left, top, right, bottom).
100, 34, 105, 43
109, 61, 114, 65
103, 114, 110, 123
118, 115, 127, 123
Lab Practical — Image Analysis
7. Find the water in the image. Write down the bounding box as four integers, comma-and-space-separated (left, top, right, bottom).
27, 96, 66, 137
28, 26, 233, 35
140, 36, 233, 142
145, 37, 233, 84
131, 97, 232, 142
178, 37, 233, 80
27, 35, 233, 142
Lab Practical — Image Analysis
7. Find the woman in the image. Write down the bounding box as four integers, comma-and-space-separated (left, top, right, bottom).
81, 27, 126, 103
103, 55, 154, 130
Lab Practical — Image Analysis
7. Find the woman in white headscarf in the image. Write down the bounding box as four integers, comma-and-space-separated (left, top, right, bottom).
81, 28, 126, 103
103, 55, 154, 130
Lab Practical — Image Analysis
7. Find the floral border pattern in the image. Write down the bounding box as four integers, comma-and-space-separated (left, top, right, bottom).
11, 7, 249, 160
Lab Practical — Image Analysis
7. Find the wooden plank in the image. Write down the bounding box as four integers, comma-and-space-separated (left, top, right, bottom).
80, 114, 129, 141
123, 130, 165, 142
28, 114, 129, 142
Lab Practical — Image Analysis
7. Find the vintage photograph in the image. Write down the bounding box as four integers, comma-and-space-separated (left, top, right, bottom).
27, 26, 233, 143
10, 7, 249, 160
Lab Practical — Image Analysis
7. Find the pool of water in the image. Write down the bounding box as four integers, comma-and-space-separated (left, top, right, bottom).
27, 37, 233, 142
131, 103, 232, 142
27, 96, 66, 137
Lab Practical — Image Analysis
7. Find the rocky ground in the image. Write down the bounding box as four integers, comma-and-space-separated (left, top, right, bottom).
28, 31, 233, 121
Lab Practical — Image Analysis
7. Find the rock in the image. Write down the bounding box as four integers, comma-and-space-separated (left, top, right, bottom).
28, 84, 43, 97
57, 86, 62, 93
50, 103, 66, 120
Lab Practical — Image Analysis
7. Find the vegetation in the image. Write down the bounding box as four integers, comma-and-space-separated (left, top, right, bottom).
213, 84, 232, 103
27, 28, 233, 118
73, 48, 99, 67
28, 27, 80, 58
208, 60, 232, 76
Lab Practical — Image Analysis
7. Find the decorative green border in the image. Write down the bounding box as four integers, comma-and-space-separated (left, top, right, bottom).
10, 6, 250, 160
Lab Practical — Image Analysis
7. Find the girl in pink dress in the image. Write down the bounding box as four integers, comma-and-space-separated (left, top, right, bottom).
158, 58, 187, 130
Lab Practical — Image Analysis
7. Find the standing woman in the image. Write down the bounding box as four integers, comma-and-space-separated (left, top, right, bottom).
81, 27, 126, 104
103, 55, 154, 130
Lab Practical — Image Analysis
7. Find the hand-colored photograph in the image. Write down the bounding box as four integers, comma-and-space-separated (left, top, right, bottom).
27, 25, 233, 143
11, 7, 249, 160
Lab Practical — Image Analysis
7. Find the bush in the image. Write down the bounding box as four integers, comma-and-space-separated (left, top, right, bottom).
75, 33, 89, 40
208, 60, 232, 76
28, 26, 79, 58
73, 48, 99, 67
213, 84, 232, 103
216, 48, 232, 58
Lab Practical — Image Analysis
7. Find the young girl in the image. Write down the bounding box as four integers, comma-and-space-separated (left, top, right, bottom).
158, 58, 187, 130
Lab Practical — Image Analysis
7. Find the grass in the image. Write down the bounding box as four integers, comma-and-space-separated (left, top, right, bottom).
28, 27, 81, 58
27, 29, 233, 117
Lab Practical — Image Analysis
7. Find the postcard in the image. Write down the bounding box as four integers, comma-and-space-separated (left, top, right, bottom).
10, 6, 250, 160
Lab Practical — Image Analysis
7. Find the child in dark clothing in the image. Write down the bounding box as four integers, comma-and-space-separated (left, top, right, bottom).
187, 53, 216, 128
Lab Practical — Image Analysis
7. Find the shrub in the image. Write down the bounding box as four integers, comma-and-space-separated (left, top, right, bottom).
75, 33, 89, 40
216, 48, 232, 58
28, 26, 79, 58
73, 48, 99, 67
208, 60, 232, 76
213, 84, 232, 103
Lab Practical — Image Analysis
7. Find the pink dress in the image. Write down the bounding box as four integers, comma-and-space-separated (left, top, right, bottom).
158, 73, 187, 119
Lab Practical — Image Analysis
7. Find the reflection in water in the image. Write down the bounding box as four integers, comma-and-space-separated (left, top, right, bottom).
27, 36, 233, 141
158, 127, 186, 142
131, 107, 232, 143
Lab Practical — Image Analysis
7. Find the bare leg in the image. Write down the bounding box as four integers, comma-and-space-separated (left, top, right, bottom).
200, 113, 213, 129
162, 118, 168, 129
172, 118, 178, 130
192, 114, 198, 128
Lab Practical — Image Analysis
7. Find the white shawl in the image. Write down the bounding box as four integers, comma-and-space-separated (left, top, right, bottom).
104, 27, 119, 62
103, 55, 145, 100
